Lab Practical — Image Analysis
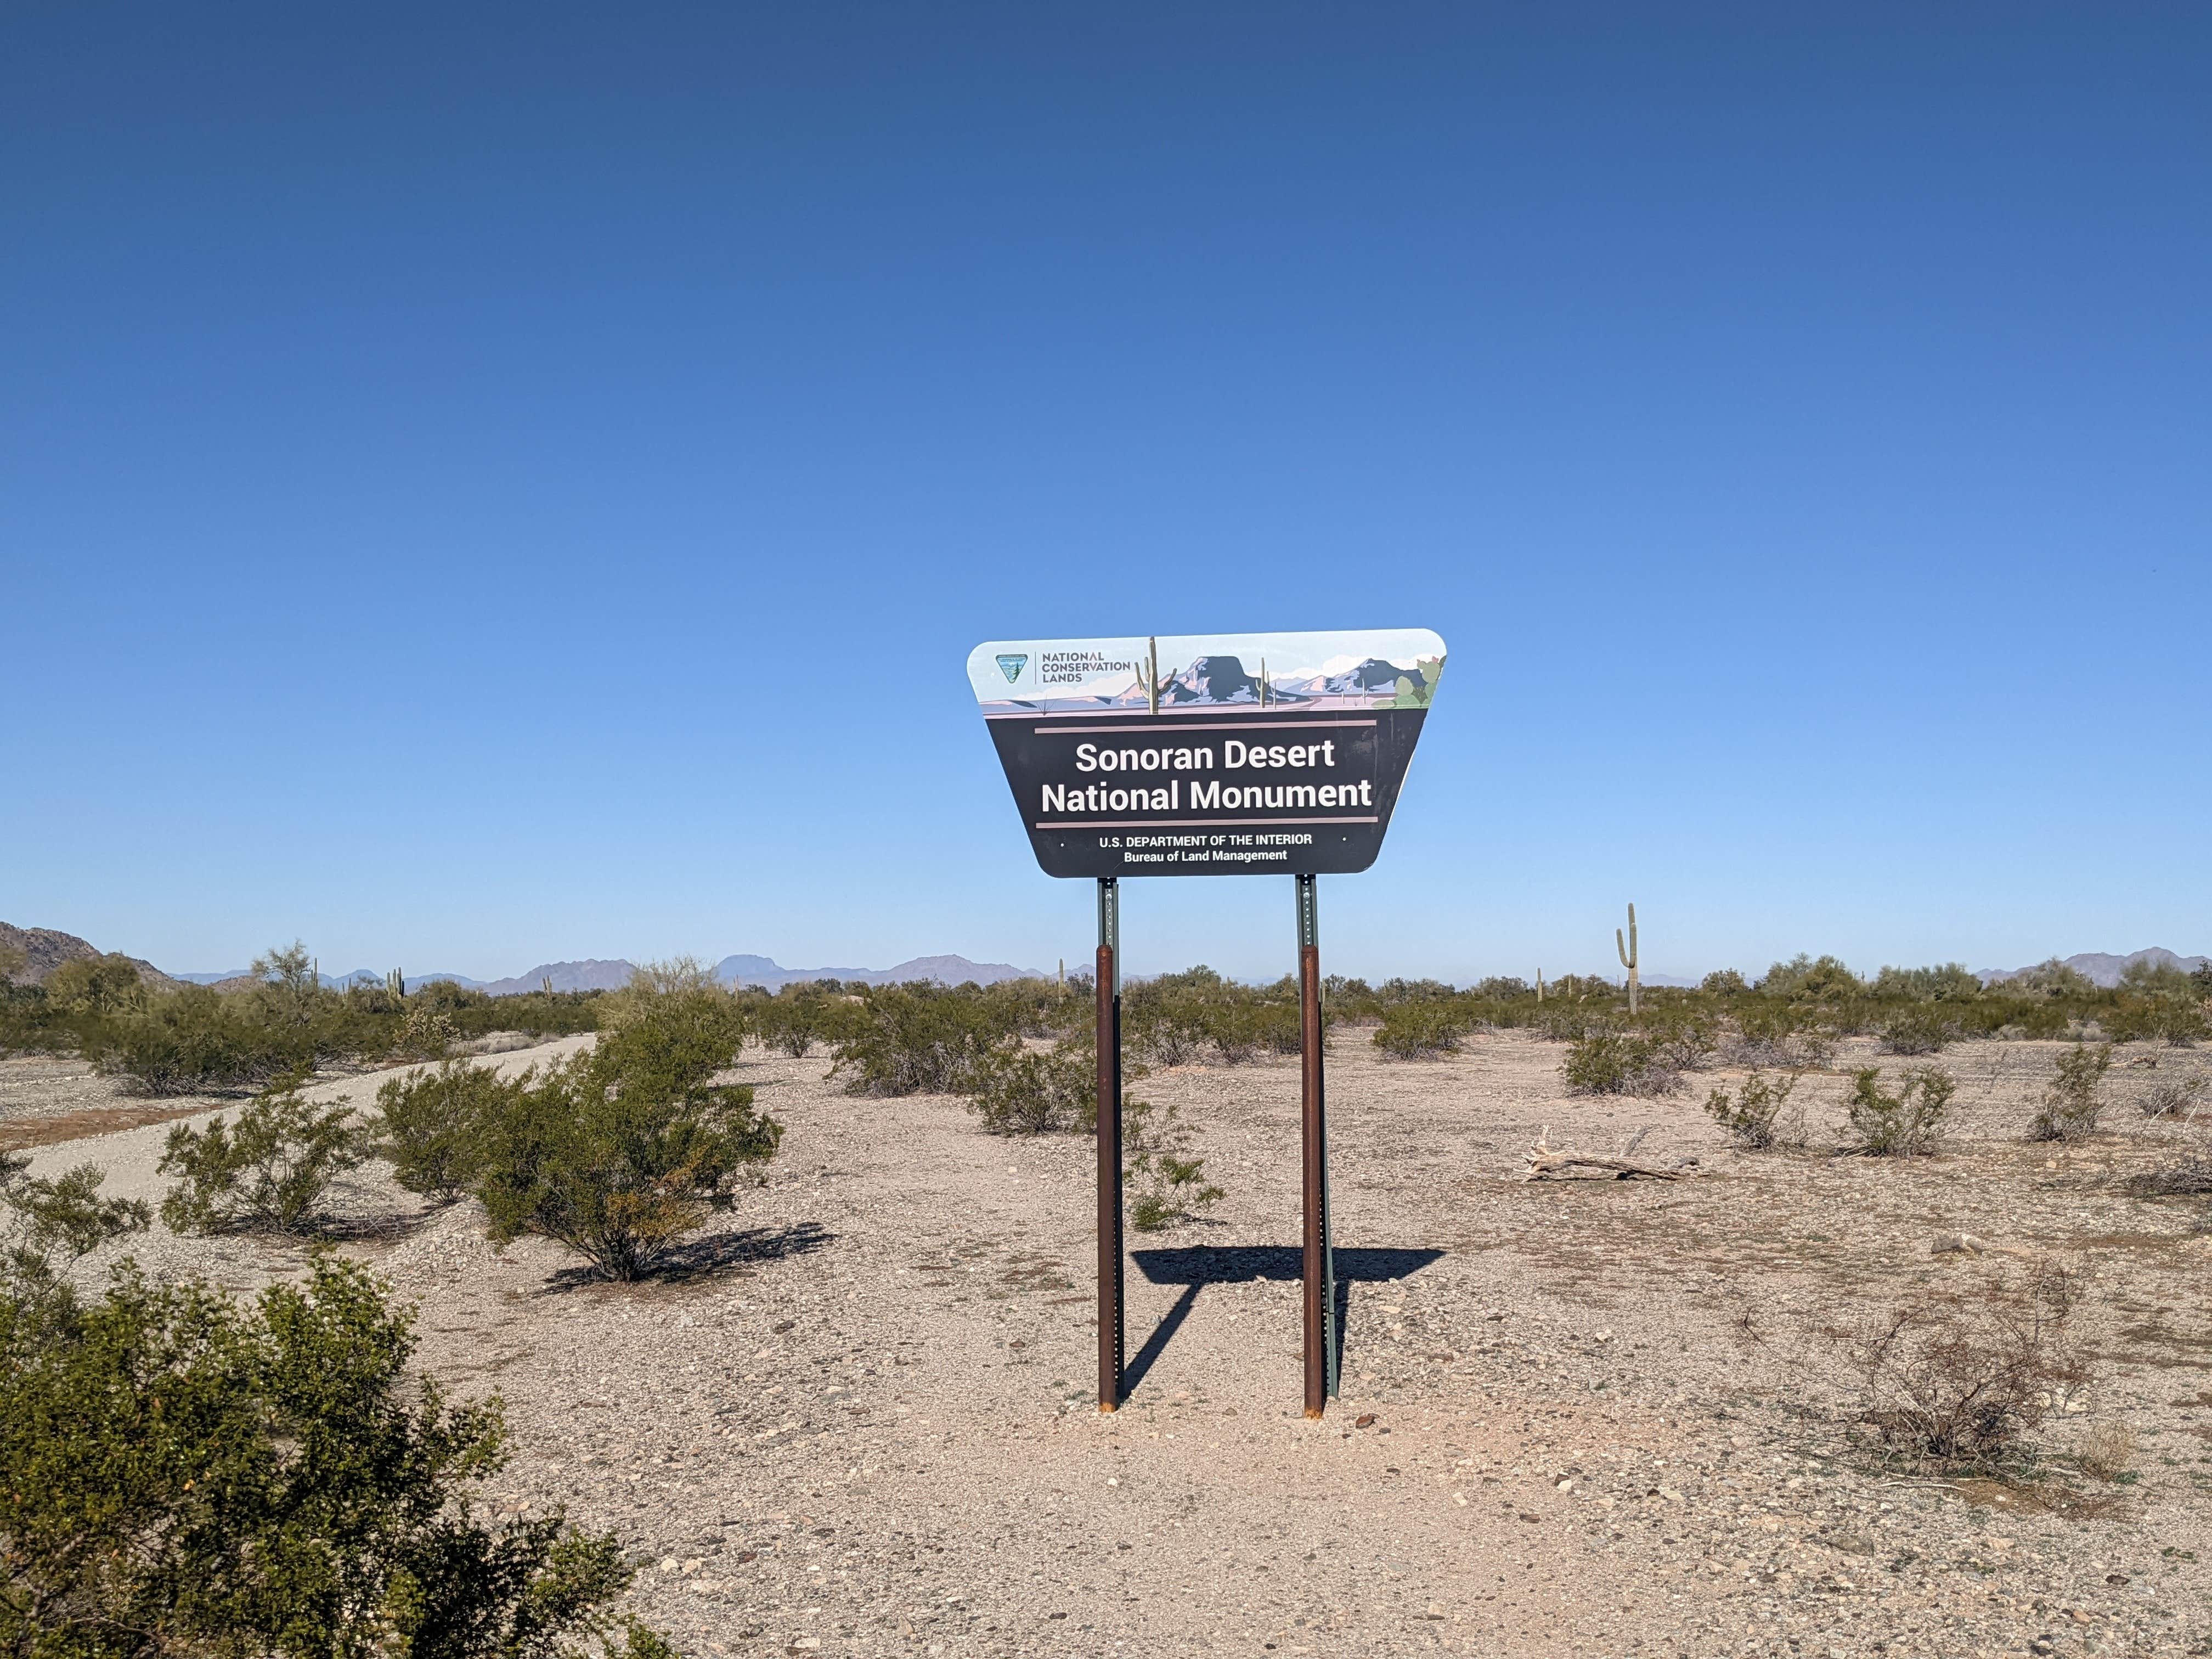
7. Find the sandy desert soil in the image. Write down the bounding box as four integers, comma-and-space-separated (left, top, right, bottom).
13, 1030, 2212, 1658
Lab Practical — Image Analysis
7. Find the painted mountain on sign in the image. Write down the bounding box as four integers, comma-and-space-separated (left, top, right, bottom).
1098, 654, 1441, 710
1161, 656, 1274, 705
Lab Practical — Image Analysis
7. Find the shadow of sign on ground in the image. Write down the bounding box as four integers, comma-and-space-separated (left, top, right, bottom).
1126, 1244, 1444, 1395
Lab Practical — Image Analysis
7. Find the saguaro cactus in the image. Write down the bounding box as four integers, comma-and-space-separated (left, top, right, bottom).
1536, 970, 1545, 1003
387, 968, 404, 997
1616, 904, 1640, 1015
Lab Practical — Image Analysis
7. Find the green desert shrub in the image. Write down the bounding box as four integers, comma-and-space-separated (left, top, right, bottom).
1375, 976, 1457, 1003
1998, 958, 2097, 1000
830, 983, 1018, 1096
1118, 967, 1314, 1067
1991, 1000, 2074, 1041
1373, 1000, 1470, 1059
1532, 1006, 1604, 1043
2119, 958, 2200, 1000
1216, 993, 1304, 1062
1758, 953, 1866, 1001
1123, 983, 1214, 1066
158, 1068, 366, 1235
1870, 962, 1984, 1003
1, 1152, 149, 1301
394, 998, 459, 1060
85, 984, 308, 1094
1700, 968, 1750, 995
2028, 1041, 2114, 1143
1729, 1002, 1838, 1068
0, 1252, 671, 1657
1879, 1009, 1955, 1056
475, 1001, 779, 1281
1845, 1065, 1955, 1156
373, 1059, 521, 1203
39, 953, 153, 1018
2105, 995, 2209, 1048
454, 986, 605, 1040
0, 977, 67, 1060
1543, 972, 1616, 1004
1644, 1009, 1721, 1071
757, 985, 847, 1058
1705, 1069, 1802, 1150
1562, 1031, 1680, 1097
970, 1040, 1095, 1135
1124, 1097, 1223, 1232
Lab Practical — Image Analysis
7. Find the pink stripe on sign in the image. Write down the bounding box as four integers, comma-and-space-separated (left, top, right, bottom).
1034, 816, 1380, 830
1039, 719, 1378, 735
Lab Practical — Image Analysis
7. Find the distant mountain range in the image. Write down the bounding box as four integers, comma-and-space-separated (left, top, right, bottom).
1979, 947, 2210, 989
710, 953, 1043, 990
22, 919, 2202, 1001
172, 952, 1047, 996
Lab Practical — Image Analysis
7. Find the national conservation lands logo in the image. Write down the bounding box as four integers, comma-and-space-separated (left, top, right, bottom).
995, 653, 1028, 682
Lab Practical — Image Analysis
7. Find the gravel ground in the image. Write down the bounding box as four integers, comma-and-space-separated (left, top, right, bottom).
16, 1029, 2212, 1658
0, 1054, 243, 1147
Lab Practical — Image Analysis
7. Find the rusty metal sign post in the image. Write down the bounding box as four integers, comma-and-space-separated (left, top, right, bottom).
968, 629, 1444, 1419
1095, 875, 1125, 1409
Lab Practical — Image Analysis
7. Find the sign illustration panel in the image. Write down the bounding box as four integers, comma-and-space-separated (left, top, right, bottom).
967, 628, 1445, 878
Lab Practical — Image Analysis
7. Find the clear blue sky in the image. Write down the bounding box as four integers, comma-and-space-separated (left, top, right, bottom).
4, 5, 2207, 985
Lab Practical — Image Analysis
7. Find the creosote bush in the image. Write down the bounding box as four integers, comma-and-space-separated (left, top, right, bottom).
830, 984, 1020, 1096
1845, 1065, 1954, 1157
1562, 1031, 1680, 1097
1120, 967, 1316, 1068
970, 1040, 1095, 1135
1, 1150, 149, 1300
374, 1058, 521, 1203
158, 1066, 366, 1235
475, 995, 780, 1281
1727, 1003, 1839, 1069
755, 984, 851, 1058
2029, 1041, 2114, 1143
88, 982, 309, 1093
1705, 1069, 1801, 1150
1879, 1010, 1953, 1056
0, 1246, 671, 1657
1124, 1097, 1223, 1232
1839, 1262, 2087, 1471
1372, 1000, 1470, 1059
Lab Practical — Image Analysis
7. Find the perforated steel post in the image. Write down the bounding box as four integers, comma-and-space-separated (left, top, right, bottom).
1297, 873, 1334, 1416
1096, 877, 1124, 1410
